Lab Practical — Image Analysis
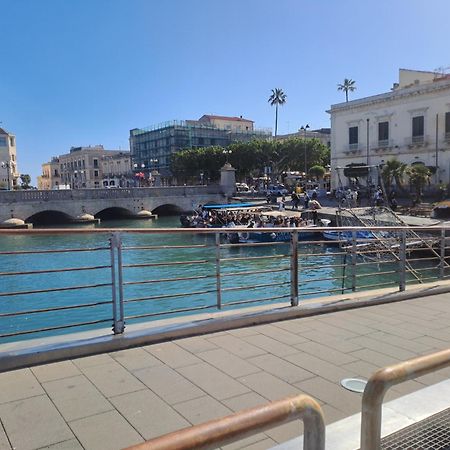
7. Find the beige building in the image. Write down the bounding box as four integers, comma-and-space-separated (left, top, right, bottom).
38, 145, 132, 190
197, 114, 254, 132
0, 128, 19, 190
277, 127, 331, 148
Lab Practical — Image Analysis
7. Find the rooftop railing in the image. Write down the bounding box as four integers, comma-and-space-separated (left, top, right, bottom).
0, 225, 449, 347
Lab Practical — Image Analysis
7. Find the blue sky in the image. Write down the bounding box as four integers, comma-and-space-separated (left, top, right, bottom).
1, 0, 450, 182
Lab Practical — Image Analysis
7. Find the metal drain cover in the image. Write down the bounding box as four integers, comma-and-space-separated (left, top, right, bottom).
340, 378, 367, 393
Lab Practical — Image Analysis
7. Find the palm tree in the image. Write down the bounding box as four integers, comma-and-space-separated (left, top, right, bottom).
381, 159, 407, 194
337, 78, 356, 102
268, 88, 287, 137
407, 164, 431, 203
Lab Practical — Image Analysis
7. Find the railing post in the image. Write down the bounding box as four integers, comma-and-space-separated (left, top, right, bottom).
215, 232, 222, 310
399, 229, 406, 292
351, 230, 357, 292
290, 230, 299, 306
440, 227, 446, 279
110, 232, 125, 334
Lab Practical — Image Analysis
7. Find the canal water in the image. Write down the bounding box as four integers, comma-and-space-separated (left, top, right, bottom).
0, 217, 440, 343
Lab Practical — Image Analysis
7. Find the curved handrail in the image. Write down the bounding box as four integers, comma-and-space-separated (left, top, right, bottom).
360, 348, 450, 450
124, 394, 325, 450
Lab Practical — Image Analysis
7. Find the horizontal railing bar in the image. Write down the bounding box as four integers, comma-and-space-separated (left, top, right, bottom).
124, 289, 217, 304
356, 281, 396, 290
221, 267, 290, 277
123, 274, 210, 286
223, 294, 291, 307
301, 263, 346, 271
222, 281, 290, 293
220, 254, 289, 263
354, 260, 393, 266
0, 282, 112, 298
355, 270, 397, 278
221, 241, 287, 248
300, 287, 352, 296
123, 260, 209, 269
301, 251, 348, 258
0, 265, 111, 277
299, 275, 345, 283
125, 304, 217, 320
0, 318, 113, 339
0, 246, 108, 255
409, 267, 438, 273
0, 300, 113, 318
407, 256, 440, 262
123, 244, 208, 251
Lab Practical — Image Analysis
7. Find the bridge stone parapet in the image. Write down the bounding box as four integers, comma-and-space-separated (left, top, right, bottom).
0, 184, 228, 226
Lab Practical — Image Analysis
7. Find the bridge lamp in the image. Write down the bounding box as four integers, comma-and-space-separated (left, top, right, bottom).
300, 124, 310, 174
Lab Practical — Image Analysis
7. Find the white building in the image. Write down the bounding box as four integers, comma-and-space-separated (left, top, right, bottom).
0, 128, 19, 190
329, 69, 450, 190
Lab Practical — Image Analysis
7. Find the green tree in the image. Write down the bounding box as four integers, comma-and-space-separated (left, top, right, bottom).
407, 164, 431, 202
309, 165, 326, 180
268, 88, 287, 137
381, 159, 407, 194
337, 78, 356, 102
20, 174, 31, 189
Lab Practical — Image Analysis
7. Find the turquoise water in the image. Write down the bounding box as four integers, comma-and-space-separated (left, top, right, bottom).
0, 217, 440, 343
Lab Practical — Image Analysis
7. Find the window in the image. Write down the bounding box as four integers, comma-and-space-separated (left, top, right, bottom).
349, 126, 358, 145
94, 170, 99, 177
93, 158, 99, 168
445, 112, 450, 134
0, 136, 7, 147
9, 137, 15, 147
378, 122, 389, 142
412, 116, 424, 137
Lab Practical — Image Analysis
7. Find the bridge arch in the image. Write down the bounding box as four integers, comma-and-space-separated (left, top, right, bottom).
94, 207, 136, 220
26, 210, 76, 226
152, 203, 184, 216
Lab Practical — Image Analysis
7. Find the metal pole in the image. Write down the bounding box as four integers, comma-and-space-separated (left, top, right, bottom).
435, 113, 439, 184
366, 118, 370, 166
110, 232, 125, 334
215, 232, 222, 310
399, 230, 406, 291
440, 227, 446, 279
290, 230, 299, 306
351, 230, 357, 291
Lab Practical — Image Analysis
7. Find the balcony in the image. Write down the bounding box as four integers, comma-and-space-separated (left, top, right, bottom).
404, 135, 429, 147
445, 132, 450, 143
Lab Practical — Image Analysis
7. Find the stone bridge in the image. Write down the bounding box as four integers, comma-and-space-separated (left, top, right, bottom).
0, 184, 230, 227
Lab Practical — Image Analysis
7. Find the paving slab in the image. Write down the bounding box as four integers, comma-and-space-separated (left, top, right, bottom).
42, 375, 113, 422
0, 395, 73, 450
133, 364, 205, 405
0, 423, 11, 450
109, 347, 163, 372
31, 361, 81, 383
69, 410, 143, 450
173, 395, 232, 425
109, 389, 190, 440
237, 372, 301, 401
0, 369, 44, 404
206, 334, 267, 359
143, 341, 202, 368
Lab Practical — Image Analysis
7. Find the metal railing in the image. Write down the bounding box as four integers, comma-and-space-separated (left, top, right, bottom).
360, 348, 450, 450
124, 394, 325, 450
0, 225, 449, 343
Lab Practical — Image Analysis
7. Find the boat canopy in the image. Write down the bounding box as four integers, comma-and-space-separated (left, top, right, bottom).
202, 203, 265, 210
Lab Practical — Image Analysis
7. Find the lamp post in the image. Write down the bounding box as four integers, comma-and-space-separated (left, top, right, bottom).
200, 172, 204, 185
223, 149, 232, 163
300, 124, 310, 175
1, 161, 12, 190
133, 163, 145, 187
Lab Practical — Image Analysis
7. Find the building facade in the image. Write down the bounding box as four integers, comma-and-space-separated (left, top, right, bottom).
129, 115, 271, 179
329, 69, 450, 189
38, 145, 132, 190
277, 127, 331, 148
0, 128, 19, 190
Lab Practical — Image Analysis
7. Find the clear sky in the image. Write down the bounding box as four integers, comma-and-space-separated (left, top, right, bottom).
1, 0, 450, 182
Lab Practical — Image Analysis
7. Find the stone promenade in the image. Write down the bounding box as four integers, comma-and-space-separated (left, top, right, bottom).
1, 292, 450, 450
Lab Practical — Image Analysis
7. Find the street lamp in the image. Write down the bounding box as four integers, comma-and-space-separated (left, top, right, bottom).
200, 172, 204, 185
223, 149, 232, 163
1, 161, 12, 190
133, 163, 145, 187
300, 124, 310, 175
150, 158, 158, 168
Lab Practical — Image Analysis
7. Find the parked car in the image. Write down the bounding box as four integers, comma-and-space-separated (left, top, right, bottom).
266, 184, 288, 196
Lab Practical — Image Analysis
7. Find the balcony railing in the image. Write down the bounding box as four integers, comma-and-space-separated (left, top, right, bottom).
404, 135, 429, 146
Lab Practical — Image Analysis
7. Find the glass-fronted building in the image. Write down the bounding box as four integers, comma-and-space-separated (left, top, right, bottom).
129, 116, 271, 177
